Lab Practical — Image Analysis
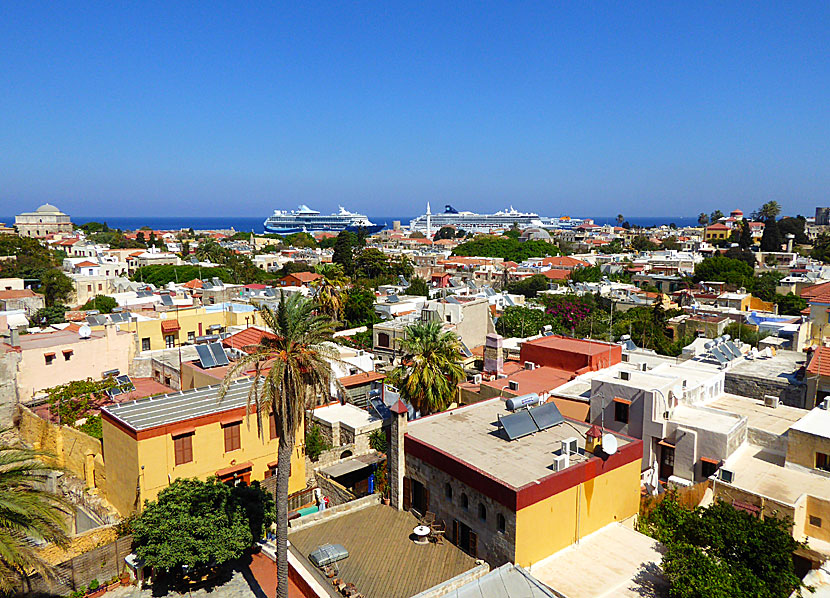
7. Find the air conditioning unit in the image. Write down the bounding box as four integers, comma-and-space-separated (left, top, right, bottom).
620, 371, 631, 381
473, 374, 482, 384
820, 399, 830, 411
641, 363, 648, 372
764, 395, 779, 409
524, 361, 536, 371
561, 437, 578, 456
621, 353, 630, 362
508, 380, 520, 391
552, 454, 570, 472
497, 373, 508, 380
719, 468, 735, 484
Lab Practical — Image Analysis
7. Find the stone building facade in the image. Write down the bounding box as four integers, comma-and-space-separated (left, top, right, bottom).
15, 203, 73, 238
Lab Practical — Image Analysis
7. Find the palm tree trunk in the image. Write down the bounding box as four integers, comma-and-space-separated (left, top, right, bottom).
275, 434, 294, 598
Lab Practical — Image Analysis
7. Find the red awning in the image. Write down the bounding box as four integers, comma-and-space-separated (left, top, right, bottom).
215, 461, 253, 478
44, 352, 56, 358
701, 457, 720, 465
658, 439, 675, 449
160, 319, 180, 333
170, 425, 195, 437
62, 349, 73, 355
613, 397, 632, 406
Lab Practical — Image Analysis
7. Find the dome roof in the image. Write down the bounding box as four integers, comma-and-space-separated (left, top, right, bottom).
35, 203, 62, 213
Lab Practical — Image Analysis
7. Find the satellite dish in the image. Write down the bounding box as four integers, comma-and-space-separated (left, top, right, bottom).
78, 325, 92, 339
601, 433, 618, 455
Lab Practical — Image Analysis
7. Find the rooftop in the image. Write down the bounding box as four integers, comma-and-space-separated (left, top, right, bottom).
725, 350, 806, 381
5, 327, 127, 351
406, 398, 634, 489
288, 503, 478, 598
670, 404, 743, 435
312, 403, 381, 430
707, 394, 806, 436
530, 523, 667, 598
102, 378, 255, 432
480, 366, 574, 396
522, 335, 618, 356
807, 347, 830, 377
444, 564, 558, 598
789, 407, 830, 439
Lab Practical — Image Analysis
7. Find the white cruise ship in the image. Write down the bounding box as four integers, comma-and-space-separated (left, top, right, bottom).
264, 205, 383, 235
409, 204, 543, 233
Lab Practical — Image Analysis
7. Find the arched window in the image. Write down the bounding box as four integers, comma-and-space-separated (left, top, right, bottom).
444, 483, 453, 501
497, 513, 506, 533
461, 493, 469, 510
478, 503, 487, 521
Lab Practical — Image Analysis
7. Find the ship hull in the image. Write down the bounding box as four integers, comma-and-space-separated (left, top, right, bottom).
263, 222, 384, 235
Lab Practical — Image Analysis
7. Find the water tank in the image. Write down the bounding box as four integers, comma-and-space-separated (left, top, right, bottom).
506, 393, 541, 411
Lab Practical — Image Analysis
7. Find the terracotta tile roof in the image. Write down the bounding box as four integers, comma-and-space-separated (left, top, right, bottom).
541, 256, 590, 268
222, 327, 278, 353
808, 289, 830, 305
282, 272, 322, 283
480, 366, 574, 395
183, 278, 203, 289
339, 371, 385, 388
0, 289, 39, 299
75, 261, 98, 267
542, 269, 570, 280
807, 346, 830, 377
706, 223, 731, 231
160, 319, 180, 332
802, 281, 830, 299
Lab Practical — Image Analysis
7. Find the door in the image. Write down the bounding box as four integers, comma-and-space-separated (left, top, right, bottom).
403, 477, 411, 511
660, 445, 675, 480
411, 480, 429, 515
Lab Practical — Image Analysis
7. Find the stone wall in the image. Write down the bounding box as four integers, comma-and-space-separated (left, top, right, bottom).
725, 372, 807, 409
315, 471, 357, 506
405, 454, 516, 567
288, 493, 380, 531
0, 350, 20, 427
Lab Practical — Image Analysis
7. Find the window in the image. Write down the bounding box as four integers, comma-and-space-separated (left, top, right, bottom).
44, 353, 55, 365
810, 515, 822, 528
63, 350, 73, 361
701, 458, 719, 479
478, 503, 486, 522
614, 399, 629, 424
142, 337, 151, 351
444, 483, 453, 501
87, 284, 92, 292
446, 315, 451, 322
377, 332, 390, 348
497, 513, 506, 533
816, 452, 830, 472
461, 493, 469, 510
173, 433, 193, 465
165, 334, 176, 348
269, 412, 279, 440
224, 422, 241, 452
98, 283, 102, 291
187, 331, 195, 343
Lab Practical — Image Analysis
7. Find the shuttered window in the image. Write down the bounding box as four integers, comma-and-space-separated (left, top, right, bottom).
269, 412, 279, 440
224, 422, 241, 452
173, 433, 193, 465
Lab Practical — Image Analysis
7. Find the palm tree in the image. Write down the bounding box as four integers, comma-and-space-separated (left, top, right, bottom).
616, 214, 624, 226
313, 264, 347, 321
387, 321, 465, 415
219, 293, 338, 598
759, 201, 782, 222
0, 443, 70, 591
698, 213, 709, 226
194, 238, 227, 264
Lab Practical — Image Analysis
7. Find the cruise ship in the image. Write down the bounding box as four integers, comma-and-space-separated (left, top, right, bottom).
409, 204, 544, 233
263, 206, 383, 235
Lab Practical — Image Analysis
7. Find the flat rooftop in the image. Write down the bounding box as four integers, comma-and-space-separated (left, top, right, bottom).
789, 407, 830, 439
725, 350, 806, 381
288, 503, 478, 598
523, 335, 618, 356
670, 404, 743, 435
312, 403, 380, 430
406, 398, 632, 488
102, 378, 254, 431
721, 445, 830, 505
530, 523, 667, 598
707, 394, 806, 436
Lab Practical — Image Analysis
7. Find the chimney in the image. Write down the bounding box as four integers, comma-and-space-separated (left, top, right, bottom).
483, 333, 503, 374
388, 399, 408, 510
9, 328, 19, 348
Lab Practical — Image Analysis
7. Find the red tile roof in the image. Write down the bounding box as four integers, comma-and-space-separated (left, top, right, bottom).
160, 319, 180, 332
807, 347, 830, 377
0, 289, 39, 299
222, 327, 278, 353
339, 371, 385, 388
802, 282, 830, 299
75, 261, 98, 267
480, 366, 574, 395
542, 269, 570, 280
183, 278, 203, 289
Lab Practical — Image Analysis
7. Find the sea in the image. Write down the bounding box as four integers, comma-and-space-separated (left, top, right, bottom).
16, 214, 699, 233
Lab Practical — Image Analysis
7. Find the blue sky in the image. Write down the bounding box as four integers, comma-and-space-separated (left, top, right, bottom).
1, 2, 828, 218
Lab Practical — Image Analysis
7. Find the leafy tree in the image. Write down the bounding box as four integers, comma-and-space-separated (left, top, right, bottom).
722, 247, 756, 268
405, 276, 430, 297
778, 216, 809, 245
305, 425, 331, 461
812, 233, 830, 264
46, 378, 115, 425
79, 221, 109, 233
693, 256, 754, 287
640, 496, 803, 598
0, 444, 70, 591
760, 217, 783, 252
739, 218, 753, 249
496, 306, 550, 337
502, 228, 521, 240
38, 269, 73, 307
136, 231, 146, 245
132, 478, 271, 574
697, 213, 709, 226
283, 232, 317, 248
455, 228, 467, 238
312, 264, 347, 322
81, 294, 118, 314
775, 292, 807, 316
506, 274, 550, 298
616, 214, 624, 226
750, 271, 784, 302
342, 285, 378, 328
723, 322, 769, 347
598, 240, 626, 254
369, 429, 386, 453
30, 304, 68, 326
132, 264, 235, 286
631, 235, 658, 252
409, 231, 426, 239
219, 294, 337, 598
452, 236, 558, 262
387, 321, 464, 415
433, 226, 456, 241
710, 209, 724, 223
570, 265, 603, 283
0, 236, 60, 281
355, 248, 390, 279
661, 236, 679, 250
332, 231, 356, 274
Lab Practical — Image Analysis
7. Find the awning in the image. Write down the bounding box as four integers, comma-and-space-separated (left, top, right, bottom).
220, 414, 244, 426
657, 439, 675, 449
613, 397, 632, 405
62, 349, 73, 355
215, 461, 252, 478
701, 457, 720, 465
44, 352, 56, 358
321, 453, 383, 478
160, 319, 180, 333
170, 425, 195, 437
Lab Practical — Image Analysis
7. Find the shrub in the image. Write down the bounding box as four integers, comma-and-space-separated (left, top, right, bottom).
305, 425, 331, 461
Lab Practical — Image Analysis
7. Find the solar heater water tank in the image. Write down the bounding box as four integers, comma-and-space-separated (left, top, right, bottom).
506, 393, 541, 411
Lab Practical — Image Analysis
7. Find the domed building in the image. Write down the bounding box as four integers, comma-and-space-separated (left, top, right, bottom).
518, 227, 552, 242
15, 203, 73, 238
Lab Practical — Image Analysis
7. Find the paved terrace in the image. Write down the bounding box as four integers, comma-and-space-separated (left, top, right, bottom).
289, 504, 478, 598
707, 393, 806, 436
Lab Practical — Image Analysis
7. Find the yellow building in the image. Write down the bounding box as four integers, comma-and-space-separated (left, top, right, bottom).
100, 378, 306, 516
704, 223, 731, 242
400, 398, 642, 567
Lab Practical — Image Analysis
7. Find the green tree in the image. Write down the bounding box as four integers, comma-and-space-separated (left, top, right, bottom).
369, 429, 386, 453
723, 322, 769, 347
598, 240, 626, 254
506, 274, 550, 298
405, 276, 430, 297
739, 218, 753, 249
710, 209, 724, 223
502, 228, 521, 240
81, 294, 118, 314
0, 444, 70, 591
812, 233, 830, 263
332, 231, 356, 274
693, 256, 754, 287
750, 271, 784, 301
722, 247, 756, 268
342, 285, 379, 327
283, 232, 317, 248
452, 236, 558, 262
616, 214, 624, 226
387, 321, 464, 415
132, 478, 271, 574
758, 201, 782, 221
778, 216, 808, 245
312, 264, 347, 322
661, 236, 679, 251
132, 264, 235, 286
219, 294, 337, 598
433, 226, 456, 241
697, 213, 709, 226
570, 265, 603, 283
496, 306, 549, 337
30, 304, 68, 326
39, 269, 73, 307
631, 235, 658, 252
760, 217, 783, 252
305, 424, 331, 461
775, 293, 807, 316
355, 248, 390, 279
